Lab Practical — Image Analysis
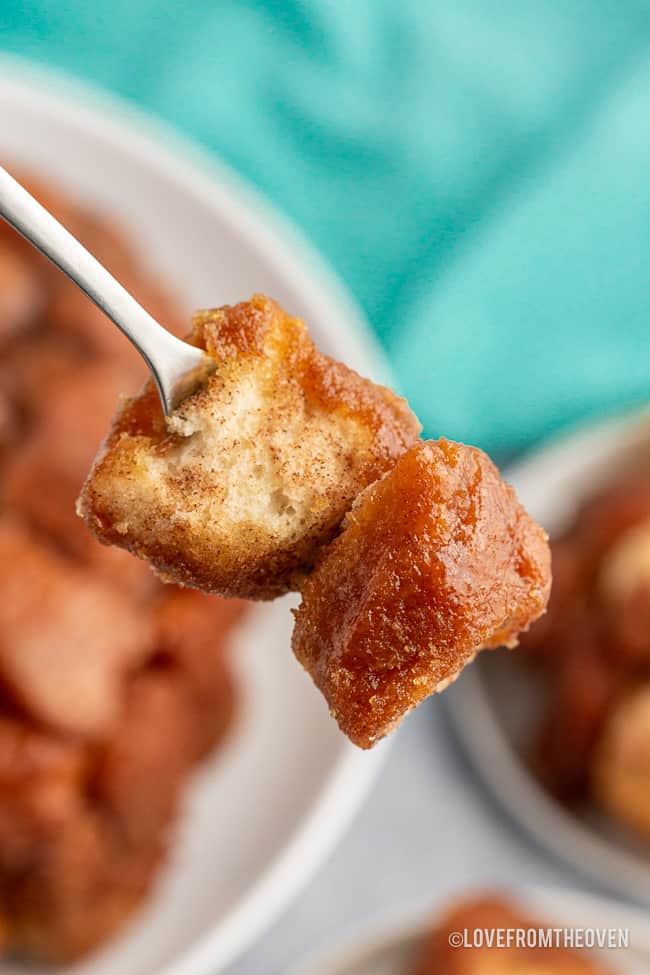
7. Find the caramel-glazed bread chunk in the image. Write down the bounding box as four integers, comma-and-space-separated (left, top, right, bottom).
79, 295, 420, 599
293, 439, 551, 748
410, 895, 610, 974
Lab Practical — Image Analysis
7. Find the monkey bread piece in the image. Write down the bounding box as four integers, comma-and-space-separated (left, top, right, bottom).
597, 518, 650, 665
0, 333, 86, 426
410, 895, 610, 975
0, 716, 86, 874
292, 439, 551, 749
9, 811, 159, 964
78, 294, 421, 599
2, 362, 159, 600
0, 518, 154, 737
533, 639, 622, 804
592, 683, 650, 841
599, 518, 650, 603
155, 588, 244, 758
4, 433, 159, 601
0, 385, 17, 455
91, 671, 200, 850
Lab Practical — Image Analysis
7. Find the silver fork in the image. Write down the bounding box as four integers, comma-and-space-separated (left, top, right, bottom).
0, 165, 214, 415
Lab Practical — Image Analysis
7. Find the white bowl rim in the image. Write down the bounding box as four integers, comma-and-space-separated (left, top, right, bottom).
0, 55, 391, 975
448, 407, 650, 907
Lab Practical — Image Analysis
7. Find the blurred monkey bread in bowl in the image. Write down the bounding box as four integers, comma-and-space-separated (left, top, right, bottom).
521, 468, 650, 843
0, 174, 246, 963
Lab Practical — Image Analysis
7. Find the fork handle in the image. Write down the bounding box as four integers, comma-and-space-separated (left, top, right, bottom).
0, 166, 208, 414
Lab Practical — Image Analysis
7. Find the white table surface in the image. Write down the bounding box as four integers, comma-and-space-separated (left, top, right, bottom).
225, 675, 615, 975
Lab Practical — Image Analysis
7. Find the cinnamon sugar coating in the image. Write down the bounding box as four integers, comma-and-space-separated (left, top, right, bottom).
79, 294, 421, 599
292, 439, 551, 748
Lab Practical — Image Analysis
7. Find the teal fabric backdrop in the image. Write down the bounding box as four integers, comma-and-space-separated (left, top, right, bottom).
2, 0, 650, 455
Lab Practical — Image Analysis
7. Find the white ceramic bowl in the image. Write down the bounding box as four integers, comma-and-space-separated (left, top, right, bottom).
0, 57, 391, 975
290, 887, 650, 975
448, 409, 650, 905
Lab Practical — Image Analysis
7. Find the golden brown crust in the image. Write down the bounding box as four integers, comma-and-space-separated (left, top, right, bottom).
292, 439, 551, 748
410, 895, 610, 974
79, 294, 421, 599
